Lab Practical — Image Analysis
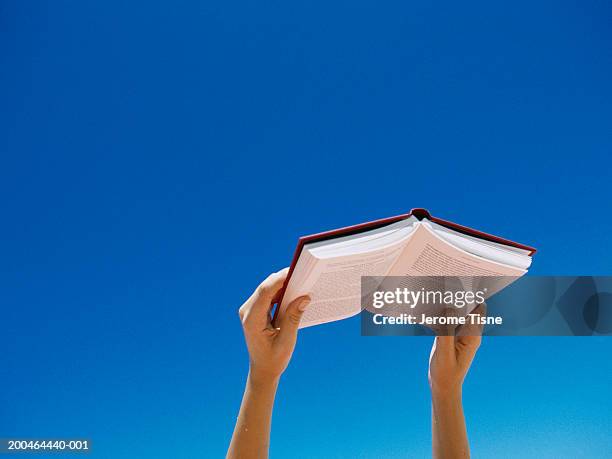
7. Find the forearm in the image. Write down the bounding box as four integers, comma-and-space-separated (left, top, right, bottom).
227, 372, 279, 459
431, 389, 469, 459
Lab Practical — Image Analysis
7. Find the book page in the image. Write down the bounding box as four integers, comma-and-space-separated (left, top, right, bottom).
280, 238, 408, 328
426, 219, 532, 255
424, 219, 532, 268
384, 223, 527, 311
387, 223, 526, 277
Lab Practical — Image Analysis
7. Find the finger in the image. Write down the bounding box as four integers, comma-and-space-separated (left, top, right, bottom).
240, 268, 289, 328
456, 336, 481, 372
456, 302, 486, 337
253, 268, 289, 303
276, 295, 311, 348
437, 307, 459, 336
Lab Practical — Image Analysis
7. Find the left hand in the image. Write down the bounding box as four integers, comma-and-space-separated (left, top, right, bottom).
238, 268, 311, 384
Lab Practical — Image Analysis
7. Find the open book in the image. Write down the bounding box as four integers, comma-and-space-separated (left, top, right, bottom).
276, 208, 536, 328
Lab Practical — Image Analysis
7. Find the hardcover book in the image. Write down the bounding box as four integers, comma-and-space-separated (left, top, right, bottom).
275, 208, 536, 328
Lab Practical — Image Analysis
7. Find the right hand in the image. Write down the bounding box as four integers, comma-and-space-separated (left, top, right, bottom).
428, 303, 485, 396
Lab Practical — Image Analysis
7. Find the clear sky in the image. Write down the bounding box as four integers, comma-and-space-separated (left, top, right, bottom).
1, 1, 611, 458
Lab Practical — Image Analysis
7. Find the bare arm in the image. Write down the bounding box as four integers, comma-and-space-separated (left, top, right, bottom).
428, 305, 484, 459
226, 269, 310, 459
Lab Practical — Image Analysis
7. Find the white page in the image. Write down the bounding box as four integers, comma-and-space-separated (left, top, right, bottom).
281, 233, 411, 328
388, 223, 527, 277
424, 220, 532, 268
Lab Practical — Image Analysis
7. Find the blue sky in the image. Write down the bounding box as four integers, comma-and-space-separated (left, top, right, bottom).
1, 1, 611, 457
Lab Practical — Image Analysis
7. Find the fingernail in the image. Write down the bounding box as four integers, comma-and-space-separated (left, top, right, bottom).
298, 296, 311, 311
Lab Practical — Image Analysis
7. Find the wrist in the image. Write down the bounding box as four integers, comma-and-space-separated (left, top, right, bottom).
248, 368, 281, 390
431, 384, 462, 404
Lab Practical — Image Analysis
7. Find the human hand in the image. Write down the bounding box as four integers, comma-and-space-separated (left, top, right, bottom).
238, 268, 310, 385
428, 304, 485, 397
228, 269, 309, 459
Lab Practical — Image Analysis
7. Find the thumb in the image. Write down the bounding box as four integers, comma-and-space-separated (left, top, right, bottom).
456, 303, 485, 369
276, 295, 311, 346
432, 308, 457, 362
432, 335, 456, 363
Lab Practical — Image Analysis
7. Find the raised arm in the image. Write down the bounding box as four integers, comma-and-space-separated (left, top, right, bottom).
428, 305, 484, 459
226, 268, 310, 459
